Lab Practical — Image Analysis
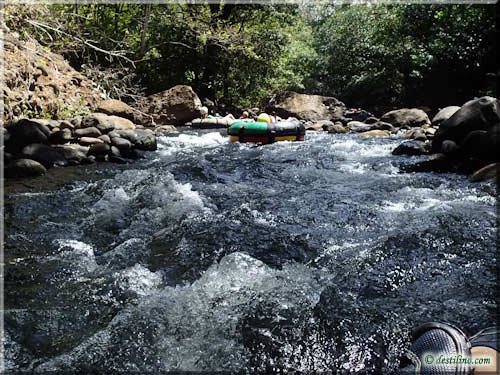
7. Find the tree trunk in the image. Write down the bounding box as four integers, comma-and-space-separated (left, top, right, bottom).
139, 4, 152, 58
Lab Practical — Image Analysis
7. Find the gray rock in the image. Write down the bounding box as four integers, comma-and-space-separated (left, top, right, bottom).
135, 85, 203, 125
344, 109, 374, 122
364, 116, 379, 124
75, 127, 102, 138
134, 129, 157, 151
392, 140, 429, 156
21, 143, 67, 168
372, 121, 396, 132
380, 108, 430, 128
264, 91, 345, 122
111, 137, 133, 152
49, 128, 73, 144
81, 113, 115, 133
327, 124, 347, 134
53, 144, 89, 162
70, 117, 82, 128
5, 158, 47, 178
358, 130, 391, 138
108, 115, 136, 130
79, 137, 104, 146
440, 140, 459, 155
347, 121, 374, 133
97, 99, 136, 121
5, 119, 50, 153
470, 162, 499, 182
404, 128, 427, 141
87, 143, 110, 157
432, 96, 500, 154
98, 134, 111, 144
59, 120, 75, 130
110, 145, 122, 157
432, 106, 461, 126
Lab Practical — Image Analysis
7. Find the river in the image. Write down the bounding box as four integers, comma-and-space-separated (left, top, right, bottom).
4, 130, 497, 373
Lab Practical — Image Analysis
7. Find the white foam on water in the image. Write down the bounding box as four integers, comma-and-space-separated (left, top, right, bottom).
93, 187, 130, 214
114, 264, 163, 297
332, 138, 395, 159
36, 252, 328, 372
158, 132, 228, 156
51, 239, 97, 275
338, 162, 369, 174
380, 184, 496, 213
173, 181, 205, 209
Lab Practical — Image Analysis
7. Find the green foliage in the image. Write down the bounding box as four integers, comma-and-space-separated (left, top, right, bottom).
5, 2, 495, 112
309, 3, 496, 111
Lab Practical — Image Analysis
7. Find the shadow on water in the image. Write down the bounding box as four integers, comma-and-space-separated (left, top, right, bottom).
4, 130, 497, 372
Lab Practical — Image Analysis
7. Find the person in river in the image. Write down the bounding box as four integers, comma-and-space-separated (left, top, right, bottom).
399, 322, 498, 374
200, 106, 210, 119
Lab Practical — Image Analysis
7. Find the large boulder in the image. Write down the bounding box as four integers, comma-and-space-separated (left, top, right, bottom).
5, 119, 50, 153
265, 91, 345, 122
81, 113, 115, 133
380, 108, 430, 128
97, 99, 136, 121
108, 115, 136, 130
21, 143, 67, 168
431, 106, 461, 127
135, 85, 202, 125
5, 158, 47, 178
432, 96, 500, 154
458, 126, 499, 161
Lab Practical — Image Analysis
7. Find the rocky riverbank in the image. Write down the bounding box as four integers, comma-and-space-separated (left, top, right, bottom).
2, 30, 497, 182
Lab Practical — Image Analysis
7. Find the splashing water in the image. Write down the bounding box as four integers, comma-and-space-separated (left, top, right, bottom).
4, 130, 496, 372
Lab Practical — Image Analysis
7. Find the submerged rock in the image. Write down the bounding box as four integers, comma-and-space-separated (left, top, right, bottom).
470, 162, 499, 182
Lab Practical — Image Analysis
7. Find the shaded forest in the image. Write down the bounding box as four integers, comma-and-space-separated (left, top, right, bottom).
4, 2, 497, 114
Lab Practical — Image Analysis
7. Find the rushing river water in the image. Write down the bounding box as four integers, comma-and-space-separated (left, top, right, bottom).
4, 130, 497, 373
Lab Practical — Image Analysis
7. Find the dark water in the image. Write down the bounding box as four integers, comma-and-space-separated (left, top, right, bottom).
4, 131, 497, 373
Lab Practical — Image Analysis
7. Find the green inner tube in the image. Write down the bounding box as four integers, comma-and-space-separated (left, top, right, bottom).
228, 120, 305, 137
227, 121, 269, 136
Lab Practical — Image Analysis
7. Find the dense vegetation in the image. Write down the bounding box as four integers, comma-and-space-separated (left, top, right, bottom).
4, 2, 496, 113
